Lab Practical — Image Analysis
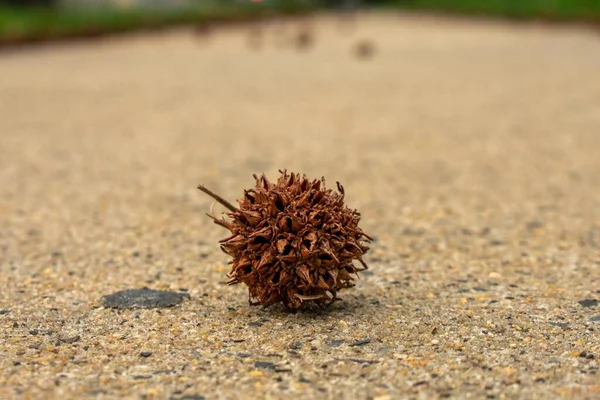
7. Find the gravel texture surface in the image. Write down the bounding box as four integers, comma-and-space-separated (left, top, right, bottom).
1, 12, 600, 400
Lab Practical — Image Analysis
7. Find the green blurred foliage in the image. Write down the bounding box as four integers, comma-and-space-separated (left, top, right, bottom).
380, 0, 600, 20
0, 0, 317, 42
1, 0, 600, 45
0, 0, 58, 7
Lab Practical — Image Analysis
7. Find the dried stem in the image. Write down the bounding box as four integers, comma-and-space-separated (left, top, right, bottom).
197, 184, 237, 212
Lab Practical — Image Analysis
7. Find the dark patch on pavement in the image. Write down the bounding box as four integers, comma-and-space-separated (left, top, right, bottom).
103, 288, 190, 309
578, 299, 598, 308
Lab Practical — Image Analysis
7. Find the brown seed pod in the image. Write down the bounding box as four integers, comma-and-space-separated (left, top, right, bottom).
198, 170, 372, 310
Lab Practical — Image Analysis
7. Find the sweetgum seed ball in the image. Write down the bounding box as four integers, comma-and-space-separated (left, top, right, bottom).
200, 171, 371, 310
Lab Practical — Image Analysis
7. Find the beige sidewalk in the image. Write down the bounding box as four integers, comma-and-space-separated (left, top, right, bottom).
1, 12, 600, 399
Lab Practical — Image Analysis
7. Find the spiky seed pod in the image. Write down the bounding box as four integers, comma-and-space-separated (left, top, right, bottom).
198, 171, 372, 310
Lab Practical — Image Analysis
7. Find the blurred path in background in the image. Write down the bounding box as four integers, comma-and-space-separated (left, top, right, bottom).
1, 12, 600, 400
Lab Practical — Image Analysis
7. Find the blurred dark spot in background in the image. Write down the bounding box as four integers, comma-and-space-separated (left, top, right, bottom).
1, 0, 600, 49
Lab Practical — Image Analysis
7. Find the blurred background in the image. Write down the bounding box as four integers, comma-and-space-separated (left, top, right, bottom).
1, 0, 600, 46
2, 1, 600, 397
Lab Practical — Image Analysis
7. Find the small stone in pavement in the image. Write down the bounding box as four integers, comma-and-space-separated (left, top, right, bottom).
349, 358, 377, 365
349, 338, 371, 347
289, 341, 302, 350
59, 335, 81, 344
548, 322, 570, 330
526, 221, 544, 230
173, 396, 206, 400
254, 361, 276, 369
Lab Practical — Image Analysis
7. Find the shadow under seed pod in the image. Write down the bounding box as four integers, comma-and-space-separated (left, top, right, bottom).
198, 170, 372, 311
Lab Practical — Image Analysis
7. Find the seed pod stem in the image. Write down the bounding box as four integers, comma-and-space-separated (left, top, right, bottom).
197, 184, 237, 212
